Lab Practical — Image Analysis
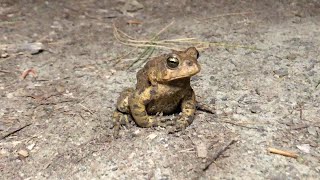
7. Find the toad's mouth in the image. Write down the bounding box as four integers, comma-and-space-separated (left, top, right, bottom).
162, 66, 201, 81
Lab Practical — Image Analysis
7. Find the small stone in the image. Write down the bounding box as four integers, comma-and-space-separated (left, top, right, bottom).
250, 105, 262, 113
110, 69, 117, 74
128, 152, 135, 159
196, 142, 207, 158
27, 143, 36, 151
147, 133, 157, 140
55, 85, 65, 93
307, 126, 318, 136
18, 42, 44, 55
133, 129, 140, 135
210, 98, 215, 105
296, 144, 310, 154
121, 0, 144, 14
0, 53, 9, 58
221, 96, 228, 101
111, 166, 118, 171
18, 149, 29, 159
6, 92, 14, 99
286, 53, 297, 60
0, 149, 9, 157
274, 68, 289, 77
224, 107, 233, 115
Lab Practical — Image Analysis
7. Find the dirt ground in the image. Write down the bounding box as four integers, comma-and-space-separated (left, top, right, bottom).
1, 0, 320, 179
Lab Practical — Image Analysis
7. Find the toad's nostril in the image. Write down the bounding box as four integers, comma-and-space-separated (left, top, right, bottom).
186, 60, 193, 66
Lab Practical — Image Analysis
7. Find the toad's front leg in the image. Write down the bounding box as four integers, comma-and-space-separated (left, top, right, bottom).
129, 86, 173, 128
169, 90, 197, 133
113, 88, 134, 138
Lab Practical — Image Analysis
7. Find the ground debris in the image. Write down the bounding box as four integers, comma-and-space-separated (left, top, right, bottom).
0, 123, 32, 140
267, 147, 299, 158
147, 133, 158, 140
202, 139, 237, 171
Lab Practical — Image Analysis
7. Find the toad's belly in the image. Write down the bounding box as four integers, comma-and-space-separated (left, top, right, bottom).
146, 96, 182, 115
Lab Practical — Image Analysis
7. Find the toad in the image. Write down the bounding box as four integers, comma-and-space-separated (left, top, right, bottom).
113, 47, 201, 137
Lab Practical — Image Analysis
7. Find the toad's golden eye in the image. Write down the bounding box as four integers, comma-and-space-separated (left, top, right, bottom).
166, 56, 179, 69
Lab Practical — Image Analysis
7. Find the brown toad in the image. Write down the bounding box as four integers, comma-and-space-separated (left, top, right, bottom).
113, 47, 201, 137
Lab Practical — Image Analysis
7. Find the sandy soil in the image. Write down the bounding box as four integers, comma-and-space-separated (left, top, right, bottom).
0, 0, 319, 179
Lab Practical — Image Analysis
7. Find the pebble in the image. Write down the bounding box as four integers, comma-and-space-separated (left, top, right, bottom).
18, 149, 29, 159
307, 126, 318, 136
27, 143, 36, 151
274, 68, 289, 77
250, 105, 262, 113
224, 107, 233, 115
6, 92, 14, 99
0, 53, 9, 58
196, 142, 207, 158
296, 144, 310, 154
0, 149, 9, 156
286, 53, 297, 60
147, 133, 157, 140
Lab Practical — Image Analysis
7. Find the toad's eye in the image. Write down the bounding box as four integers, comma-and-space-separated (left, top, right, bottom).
166, 56, 179, 69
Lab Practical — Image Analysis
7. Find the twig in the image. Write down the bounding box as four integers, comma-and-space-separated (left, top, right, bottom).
78, 103, 95, 115
21, 68, 37, 79
203, 139, 236, 171
297, 103, 304, 120
127, 20, 143, 25
0, 123, 32, 140
290, 124, 309, 130
152, 21, 175, 40
125, 21, 174, 70
127, 46, 155, 70
267, 147, 298, 158
222, 120, 264, 131
113, 21, 257, 51
38, 99, 78, 106
316, 80, 320, 88
201, 11, 259, 21
178, 148, 195, 153
111, 47, 139, 65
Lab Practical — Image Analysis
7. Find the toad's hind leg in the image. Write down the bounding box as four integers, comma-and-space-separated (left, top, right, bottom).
112, 88, 133, 138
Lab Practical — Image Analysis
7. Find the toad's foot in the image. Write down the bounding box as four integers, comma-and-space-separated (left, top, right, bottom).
167, 116, 194, 133
112, 110, 130, 138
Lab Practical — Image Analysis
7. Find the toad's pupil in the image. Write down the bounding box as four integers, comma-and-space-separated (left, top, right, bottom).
167, 57, 179, 68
